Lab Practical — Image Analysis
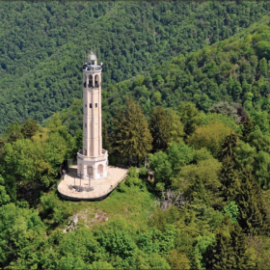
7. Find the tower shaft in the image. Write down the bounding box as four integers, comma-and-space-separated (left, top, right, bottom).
83, 72, 102, 157
77, 52, 108, 180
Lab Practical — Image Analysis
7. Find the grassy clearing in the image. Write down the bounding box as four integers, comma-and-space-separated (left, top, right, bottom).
41, 182, 157, 232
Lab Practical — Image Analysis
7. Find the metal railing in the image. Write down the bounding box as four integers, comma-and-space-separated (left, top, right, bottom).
87, 83, 100, 88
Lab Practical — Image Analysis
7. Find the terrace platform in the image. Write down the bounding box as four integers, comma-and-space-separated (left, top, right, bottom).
57, 165, 128, 201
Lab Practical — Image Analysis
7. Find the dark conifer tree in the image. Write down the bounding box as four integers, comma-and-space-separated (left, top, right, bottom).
219, 156, 241, 201
75, 128, 83, 151
0, 137, 5, 159
218, 133, 238, 163
112, 99, 152, 166
178, 102, 199, 141
102, 121, 112, 154
218, 134, 240, 201
241, 115, 254, 143
149, 106, 170, 152
236, 168, 270, 235
204, 216, 234, 269
204, 217, 255, 269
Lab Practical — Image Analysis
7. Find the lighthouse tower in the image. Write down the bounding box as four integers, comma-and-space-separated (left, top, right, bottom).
77, 52, 108, 180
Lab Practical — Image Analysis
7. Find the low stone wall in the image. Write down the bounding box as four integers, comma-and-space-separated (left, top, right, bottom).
58, 190, 112, 201
57, 165, 128, 201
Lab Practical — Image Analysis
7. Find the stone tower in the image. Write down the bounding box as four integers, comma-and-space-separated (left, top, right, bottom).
77, 52, 108, 180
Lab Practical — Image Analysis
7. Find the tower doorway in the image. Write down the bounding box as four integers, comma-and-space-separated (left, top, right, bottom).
97, 164, 103, 178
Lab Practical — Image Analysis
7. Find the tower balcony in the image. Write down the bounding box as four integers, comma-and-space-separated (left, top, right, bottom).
83, 83, 100, 88
83, 64, 102, 73
77, 149, 108, 162
88, 83, 100, 88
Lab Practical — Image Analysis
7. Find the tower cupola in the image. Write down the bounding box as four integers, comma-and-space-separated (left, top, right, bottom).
87, 52, 97, 65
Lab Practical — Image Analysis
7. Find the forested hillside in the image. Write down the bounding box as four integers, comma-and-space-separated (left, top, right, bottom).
59, 16, 270, 137
2, 2, 270, 269
1, 99, 270, 268
1, 1, 270, 132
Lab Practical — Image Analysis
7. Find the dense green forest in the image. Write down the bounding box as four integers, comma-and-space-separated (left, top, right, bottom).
1, 1, 270, 132
2, 100, 270, 268
57, 15, 270, 137
2, 1, 270, 269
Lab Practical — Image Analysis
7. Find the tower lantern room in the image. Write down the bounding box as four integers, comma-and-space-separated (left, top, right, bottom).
77, 52, 108, 180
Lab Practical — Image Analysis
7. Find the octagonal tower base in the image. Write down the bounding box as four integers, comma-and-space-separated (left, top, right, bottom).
77, 149, 108, 180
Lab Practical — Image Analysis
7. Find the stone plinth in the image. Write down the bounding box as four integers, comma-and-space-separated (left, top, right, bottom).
57, 165, 128, 201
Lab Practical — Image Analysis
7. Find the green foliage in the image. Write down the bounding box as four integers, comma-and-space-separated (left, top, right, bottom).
40, 192, 72, 224
167, 141, 194, 174
1, 2, 268, 131
150, 106, 171, 151
59, 228, 100, 263
236, 168, 270, 235
0, 203, 45, 267
204, 218, 256, 269
138, 167, 147, 177
166, 249, 190, 270
194, 148, 213, 162
0, 176, 10, 206
179, 102, 200, 139
250, 110, 270, 134
140, 225, 177, 256
223, 201, 239, 224
89, 261, 114, 269
193, 234, 215, 270
174, 159, 221, 195
167, 109, 185, 144
241, 115, 254, 142
125, 167, 144, 190
112, 99, 152, 165
4, 122, 23, 143
4, 139, 54, 187
2, 3, 270, 268
149, 151, 172, 189
21, 119, 39, 139
150, 107, 184, 152
75, 128, 83, 151
199, 112, 241, 134
219, 156, 240, 202
218, 133, 238, 162
189, 120, 233, 157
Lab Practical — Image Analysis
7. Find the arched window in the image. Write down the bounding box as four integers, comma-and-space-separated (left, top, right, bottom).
83, 75, 86, 88
89, 75, 93, 87
95, 75, 99, 87
87, 166, 93, 177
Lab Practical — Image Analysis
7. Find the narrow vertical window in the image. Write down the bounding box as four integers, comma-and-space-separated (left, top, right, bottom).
85, 123, 87, 128
95, 103, 98, 108
89, 103, 92, 108
85, 104, 87, 107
